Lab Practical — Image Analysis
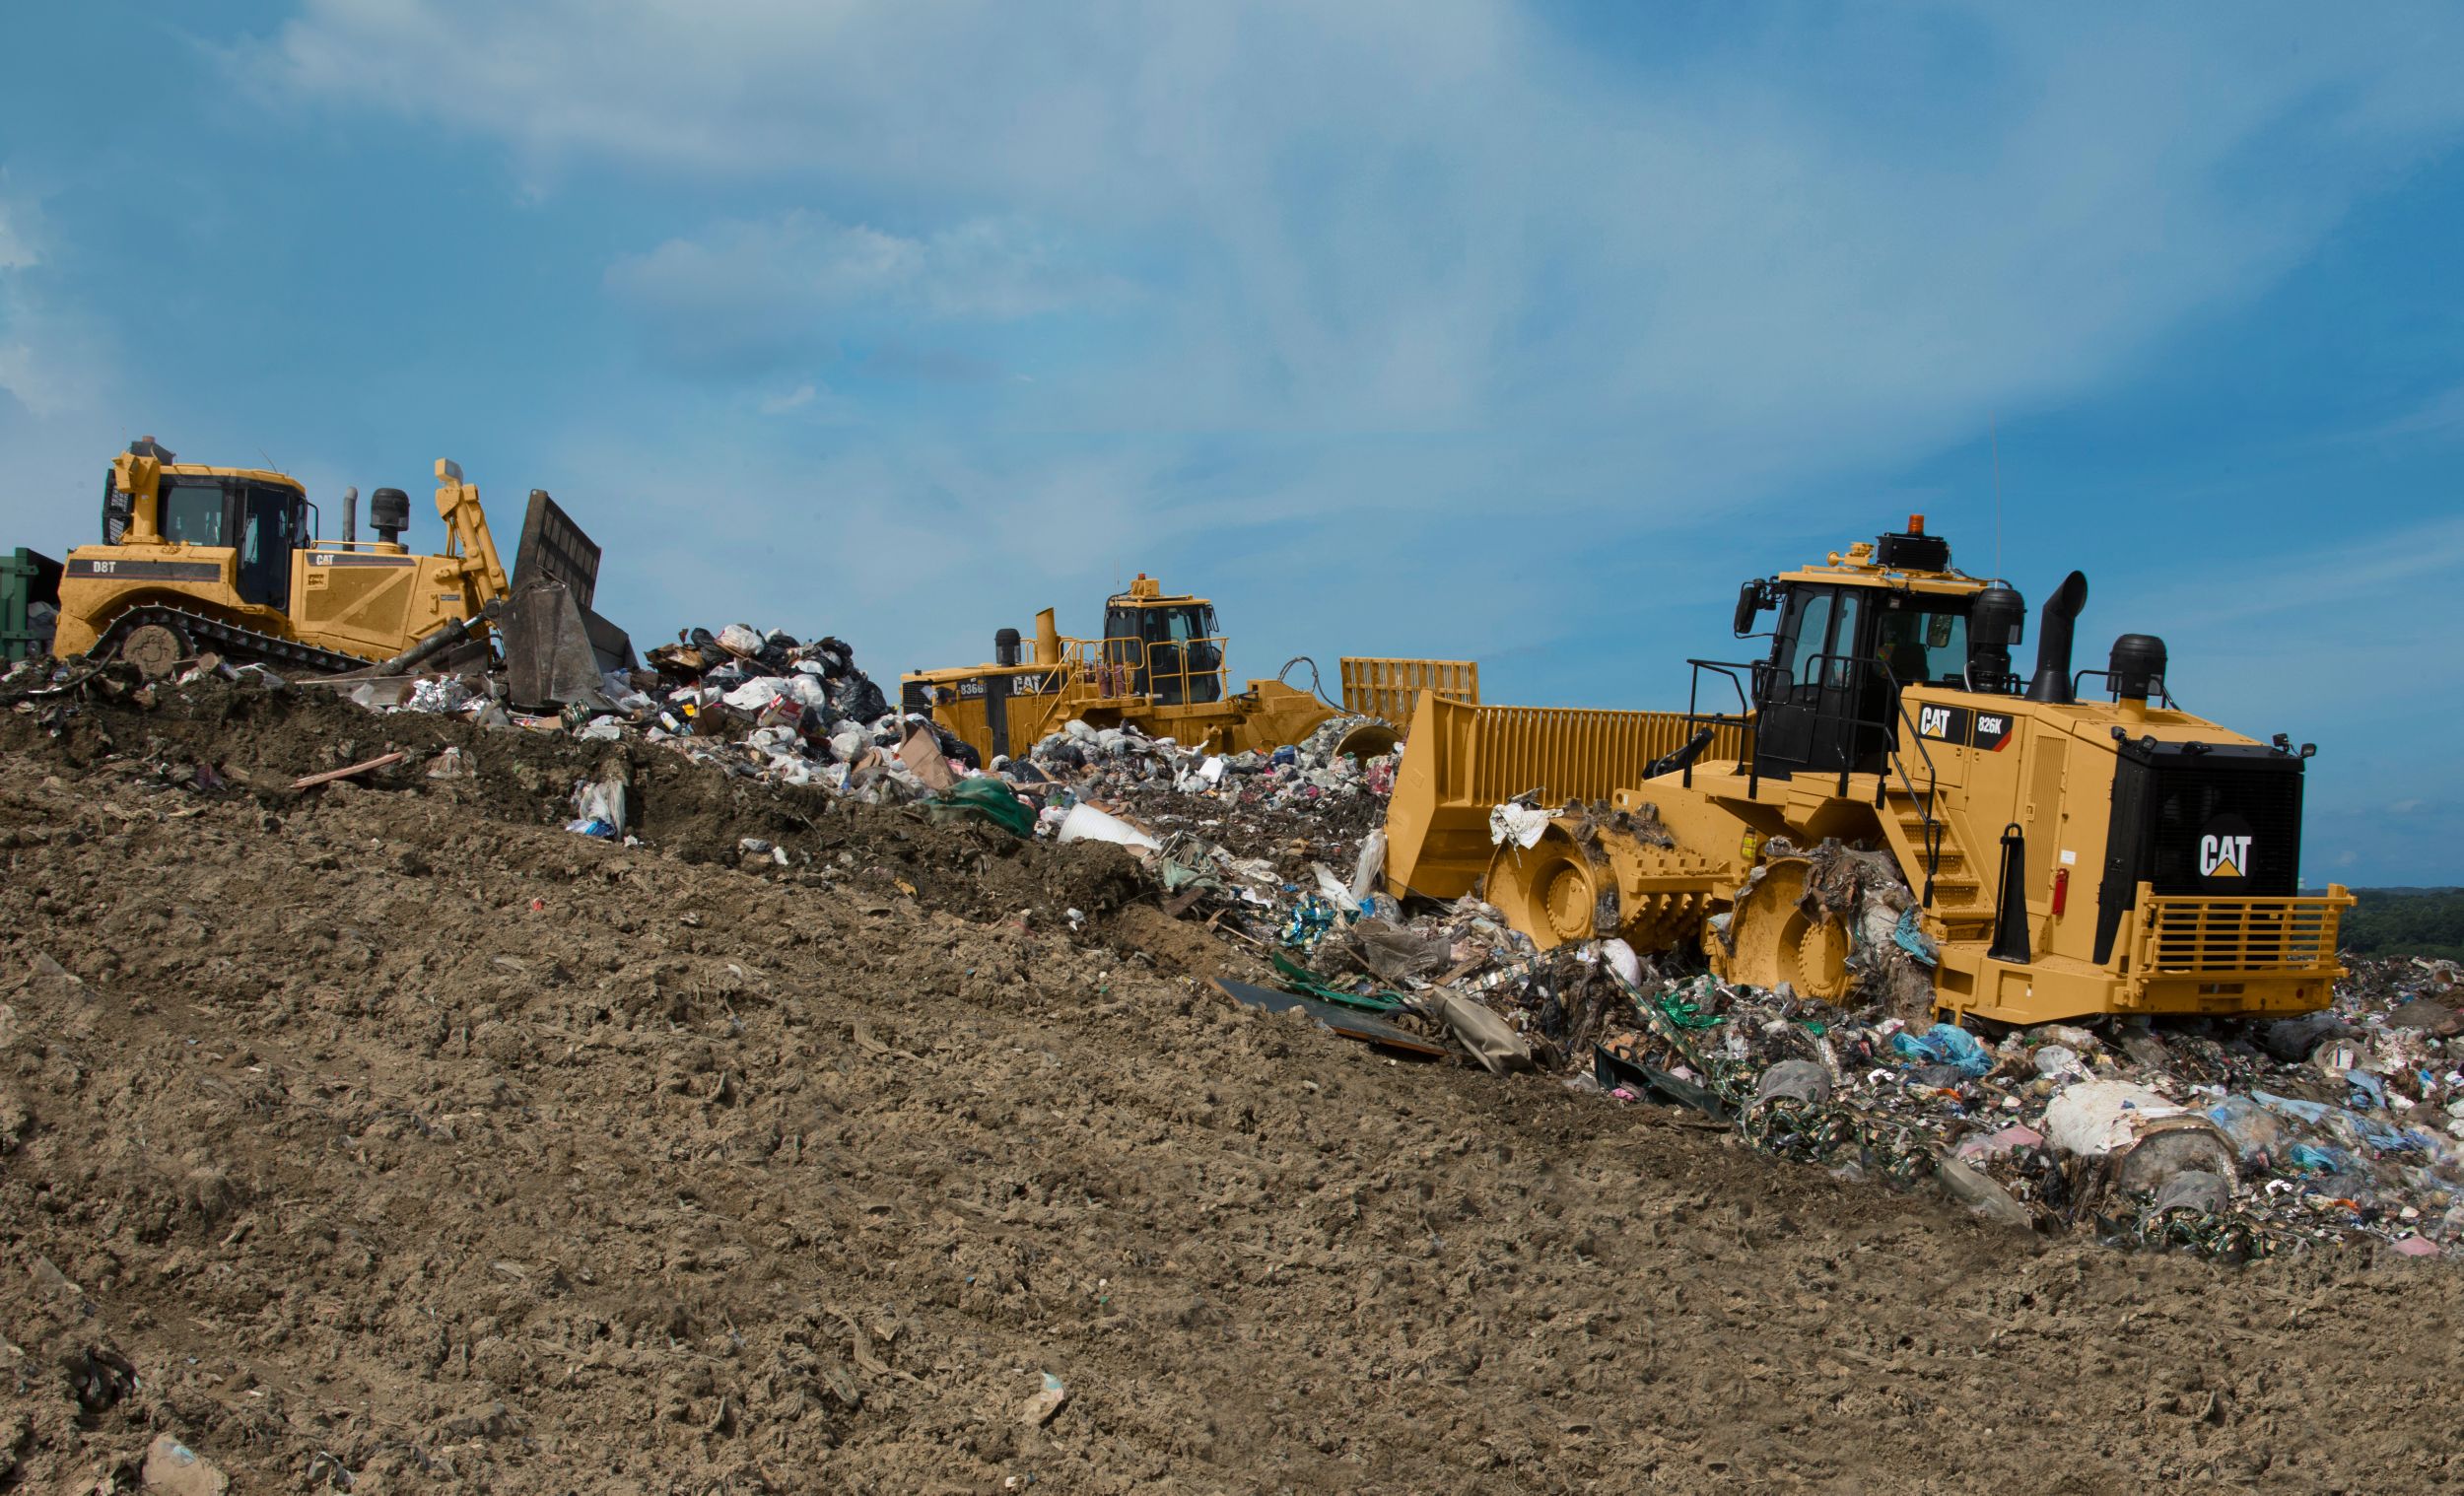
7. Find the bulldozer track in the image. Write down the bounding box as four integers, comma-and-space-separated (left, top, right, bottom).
91, 603, 374, 677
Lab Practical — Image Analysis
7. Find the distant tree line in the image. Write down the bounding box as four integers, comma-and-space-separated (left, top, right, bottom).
2342, 888, 2464, 963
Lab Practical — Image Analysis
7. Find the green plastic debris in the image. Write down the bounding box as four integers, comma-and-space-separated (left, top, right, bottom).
924, 778, 1035, 838
1268, 952, 1406, 1014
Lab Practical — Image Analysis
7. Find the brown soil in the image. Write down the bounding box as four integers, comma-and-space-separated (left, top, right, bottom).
2, 682, 2460, 1493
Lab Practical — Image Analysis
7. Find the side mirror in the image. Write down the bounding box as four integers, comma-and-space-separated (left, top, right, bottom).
1733, 579, 1773, 638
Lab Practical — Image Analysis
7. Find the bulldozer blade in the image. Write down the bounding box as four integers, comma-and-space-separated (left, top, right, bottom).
504, 578, 630, 711
503, 486, 638, 709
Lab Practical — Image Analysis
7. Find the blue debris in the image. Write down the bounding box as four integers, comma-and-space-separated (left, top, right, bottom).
1891, 1021, 1991, 1077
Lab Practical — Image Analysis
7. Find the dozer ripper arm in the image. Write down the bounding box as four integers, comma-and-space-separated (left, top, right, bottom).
433, 458, 512, 611
108, 450, 166, 543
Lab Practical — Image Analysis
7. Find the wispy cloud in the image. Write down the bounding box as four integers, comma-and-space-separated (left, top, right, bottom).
604, 211, 1133, 374
2374, 382, 2464, 442
0, 185, 105, 423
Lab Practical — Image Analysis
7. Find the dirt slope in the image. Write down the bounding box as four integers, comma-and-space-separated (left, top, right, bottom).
0, 687, 2458, 1493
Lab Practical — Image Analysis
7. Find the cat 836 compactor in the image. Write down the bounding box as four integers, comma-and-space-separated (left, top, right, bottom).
45, 439, 631, 703
1382, 517, 2352, 1026
903, 572, 1475, 762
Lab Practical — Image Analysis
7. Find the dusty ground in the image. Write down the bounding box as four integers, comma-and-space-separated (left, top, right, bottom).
1, 682, 2460, 1493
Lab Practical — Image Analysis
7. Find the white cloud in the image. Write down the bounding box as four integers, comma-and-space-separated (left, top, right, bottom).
0, 201, 33, 273
2376, 382, 2464, 442
0, 188, 106, 424
604, 212, 1132, 373
288, 1, 2464, 517
243, 1, 2464, 713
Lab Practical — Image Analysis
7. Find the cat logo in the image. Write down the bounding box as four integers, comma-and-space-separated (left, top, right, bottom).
2197, 812, 2255, 887
1916, 704, 1969, 742
2199, 834, 2251, 879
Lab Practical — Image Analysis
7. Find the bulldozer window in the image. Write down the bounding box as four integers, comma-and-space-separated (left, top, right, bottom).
159, 481, 231, 546
236, 485, 302, 608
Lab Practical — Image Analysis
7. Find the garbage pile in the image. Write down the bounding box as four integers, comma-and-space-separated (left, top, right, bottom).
1055, 759, 2464, 1264
992, 714, 1398, 868
330, 622, 1022, 817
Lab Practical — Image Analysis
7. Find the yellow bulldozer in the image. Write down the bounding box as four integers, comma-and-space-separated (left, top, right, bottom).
40, 438, 631, 704
903, 571, 1475, 762
1384, 516, 2352, 1026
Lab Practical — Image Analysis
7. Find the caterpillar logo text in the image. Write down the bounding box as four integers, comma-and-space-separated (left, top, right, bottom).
2199, 833, 2252, 880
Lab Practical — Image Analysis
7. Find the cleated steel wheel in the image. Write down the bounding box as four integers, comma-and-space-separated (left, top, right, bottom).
1794, 918, 1854, 1001
117, 621, 189, 681
1484, 821, 1605, 950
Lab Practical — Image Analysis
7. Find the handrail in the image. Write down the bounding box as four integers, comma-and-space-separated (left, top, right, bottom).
1030, 632, 1233, 741
1680, 658, 1756, 793
1799, 651, 1948, 907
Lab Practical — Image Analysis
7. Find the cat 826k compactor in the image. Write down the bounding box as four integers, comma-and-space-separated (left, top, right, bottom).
42, 438, 631, 705
1382, 517, 2351, 1026
904, 571, 1475, 763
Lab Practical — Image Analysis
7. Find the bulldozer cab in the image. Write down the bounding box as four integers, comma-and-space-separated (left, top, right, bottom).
134, 472, 311, 609
1102, 577, 1224, 705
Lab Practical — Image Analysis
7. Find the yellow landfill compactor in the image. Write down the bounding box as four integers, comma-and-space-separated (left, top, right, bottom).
1383, 517, 2352, 1026
48, 438, 630, 702
903, 572, 1476, 762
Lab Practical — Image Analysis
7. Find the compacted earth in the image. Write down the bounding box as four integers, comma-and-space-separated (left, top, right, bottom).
1, 682, 2458, 1493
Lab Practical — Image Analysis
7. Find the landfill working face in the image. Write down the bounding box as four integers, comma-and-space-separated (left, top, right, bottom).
2, 628, 2462, 1493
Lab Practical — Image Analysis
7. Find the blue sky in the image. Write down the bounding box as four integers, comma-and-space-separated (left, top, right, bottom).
3, 2, 2461, 883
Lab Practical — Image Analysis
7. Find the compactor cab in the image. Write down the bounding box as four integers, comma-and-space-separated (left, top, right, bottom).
1730, 519, 2000, 782
1100, 577, 1224, 706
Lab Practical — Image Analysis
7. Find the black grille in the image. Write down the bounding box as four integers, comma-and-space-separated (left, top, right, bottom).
2144, 754, 2303, 896
2093, 740, 2308, 962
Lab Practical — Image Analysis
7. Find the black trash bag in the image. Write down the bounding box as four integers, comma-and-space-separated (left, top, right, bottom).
933, 723, 982, 770
834, 672, 890, 723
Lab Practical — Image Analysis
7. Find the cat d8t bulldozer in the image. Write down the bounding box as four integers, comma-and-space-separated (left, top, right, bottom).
903, 572, 1476, 762
1383, 517, 2352, 1026
46, 438, 631, 703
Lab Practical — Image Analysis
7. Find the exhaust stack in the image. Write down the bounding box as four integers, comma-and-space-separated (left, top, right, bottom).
340, 485, 358, 544
2024, 570, 2089, 705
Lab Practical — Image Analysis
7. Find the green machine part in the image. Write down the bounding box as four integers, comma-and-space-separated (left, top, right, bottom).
1, 548, 63, 662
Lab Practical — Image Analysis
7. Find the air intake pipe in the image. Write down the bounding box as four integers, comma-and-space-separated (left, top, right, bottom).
369, 487, 411, 548
2024, 570, 2089, 705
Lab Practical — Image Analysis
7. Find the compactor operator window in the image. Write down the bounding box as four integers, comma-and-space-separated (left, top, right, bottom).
1875, 602, 1967, 686
159, 481, 230, 546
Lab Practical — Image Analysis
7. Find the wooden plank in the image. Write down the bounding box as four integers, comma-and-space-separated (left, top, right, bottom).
289, 752, 406, 791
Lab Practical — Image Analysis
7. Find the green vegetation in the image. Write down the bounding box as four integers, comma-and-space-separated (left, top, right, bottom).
2342, 888, 2464, 963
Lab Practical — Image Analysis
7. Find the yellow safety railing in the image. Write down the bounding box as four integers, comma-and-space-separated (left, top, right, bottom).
1339, 657, 1479, 721
1055, 634, 1230, 708
2129, 884, 2353, 979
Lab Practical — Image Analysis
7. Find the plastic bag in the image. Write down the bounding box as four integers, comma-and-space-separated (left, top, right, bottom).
566, 775, 627, 839
1889, 1021, 1992, 1077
